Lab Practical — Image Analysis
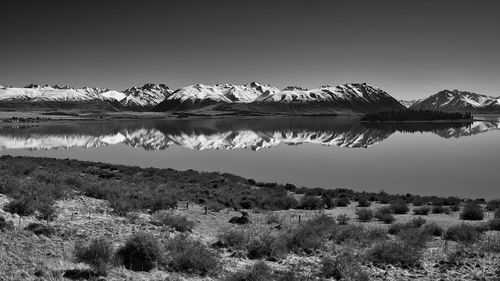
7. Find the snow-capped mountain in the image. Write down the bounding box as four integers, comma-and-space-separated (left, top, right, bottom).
155, 82, 280, 111
399, 99, 419, 108
0, 83, 172, 110
410, 90, 499, 112
121, 83, 173, 109
154, 82, 404, 115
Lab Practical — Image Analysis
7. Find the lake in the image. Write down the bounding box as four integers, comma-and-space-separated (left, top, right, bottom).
0, 116, 499, 199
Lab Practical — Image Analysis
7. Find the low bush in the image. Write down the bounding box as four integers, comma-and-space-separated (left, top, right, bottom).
298, 196, 323, 210
117, 232, 163, 272
266, 213, 283, 225
335, 197, 350, 207
409, 217, 427, 228
36, 201, 57, 222
486, 199, 500, 211
432, 205, 450, 214
247, 231, 288, 260
374, 206, 394, 221
151, 211, 195, 232
422, 223, 443, 236
391, 201, 409, 214
337, 214, 350, 225
225, 261, 273, 281
331, 225, 387, 246
494, 208, 500, 219
74, 238, 114, 276
321, 251, 370, 281
0, 216, 14, 232
356, 209, 373, 222
217, 227, 250, 250
357, 199, 371, 208
413, 206, 430, 216
379, 213, 396, 224
450, 204, 460, 212
444, 224, 481, 244
164, 234, 222, 276
489, 219, 500, 231
3, 196, 36, 219
460, 203, 484, 221
24, 223, 55, 236
286, 215, 336, 254
367, 240, 423, 267
388, 223, 414, 235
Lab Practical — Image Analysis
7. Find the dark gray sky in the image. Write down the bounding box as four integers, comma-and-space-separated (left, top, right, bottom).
1, 0, 499, 99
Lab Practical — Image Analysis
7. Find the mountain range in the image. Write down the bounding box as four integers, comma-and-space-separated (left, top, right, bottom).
1, 83, 499, 114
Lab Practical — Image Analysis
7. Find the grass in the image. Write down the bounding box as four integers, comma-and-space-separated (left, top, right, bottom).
444, 224, 481, 244
225, 261, 273, 281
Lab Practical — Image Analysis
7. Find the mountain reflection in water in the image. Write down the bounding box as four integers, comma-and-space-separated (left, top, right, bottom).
0, 117, 498, 151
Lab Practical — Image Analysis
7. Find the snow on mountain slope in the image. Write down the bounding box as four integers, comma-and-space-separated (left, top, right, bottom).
410, 90, 497, 111
399, 99, 419, 108
166, 82, 278, 103
101, 90, 127, 101
121, 83, 172, 109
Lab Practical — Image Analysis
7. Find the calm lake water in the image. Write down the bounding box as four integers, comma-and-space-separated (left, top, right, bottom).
1, 116, 499, 199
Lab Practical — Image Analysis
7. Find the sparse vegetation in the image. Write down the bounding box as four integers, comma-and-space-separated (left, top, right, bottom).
390, 201, 409, 214
422, 223, 444, 236
321, 251, 369, 281
367, 239, 424, 267
217, 227, 251, 250
74, 238, 114, 276
0, 216, 14, 232
24, 223, 55, 236
337, 214, 350, 225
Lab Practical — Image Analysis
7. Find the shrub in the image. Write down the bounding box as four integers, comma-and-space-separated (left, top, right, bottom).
36, 201, 57, 222
450, 205, 460, 212
489, 219, 500, 231
388, 223, 414, 235
0, 216, 14, 232
356, 209, 373, 222
321, 251, 369, 281
413, 206, 430, 216
117, 232, 163, 271
357, 199, 371, 208
486, 199, 500, 211
379, 213, 396, 224
391, 201, 409, 214
298, 196, 323, 210
432, 205, 450, 214
374, 206, 393, 221
337, 214, 350, 225
422, 223, 443, 236
3, 197, 36, 220
409, 217, 427, 228
367, 240, 422, 267
151, 211, 195, 232
266, 213, 282, 224
74, 238, 114, 276
460, 203, 484, 221
331, 225, 387, 246
24, 223, 55, 236
217, 227, 250, 250
165, 234, 222, 276
444, 224, 481, 244
494, 208, 500, 219
335, 197, 350, 207
247, 231, 288, 260
225, 261, 273, 281
286, 215, 336, 254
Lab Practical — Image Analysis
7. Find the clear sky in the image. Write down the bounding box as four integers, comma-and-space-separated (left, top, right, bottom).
1, 0, 499, 100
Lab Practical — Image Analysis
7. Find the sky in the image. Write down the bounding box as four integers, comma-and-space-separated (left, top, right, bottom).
1, 0, 500, 100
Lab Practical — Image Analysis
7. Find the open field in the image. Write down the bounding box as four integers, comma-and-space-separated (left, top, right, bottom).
0, 156, 499, 280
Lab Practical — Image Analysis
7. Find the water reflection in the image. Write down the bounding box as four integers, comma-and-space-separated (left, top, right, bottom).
0, 117, 498, 151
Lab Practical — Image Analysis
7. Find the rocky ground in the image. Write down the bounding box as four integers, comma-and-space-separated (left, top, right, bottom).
1, 192, 499, 281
